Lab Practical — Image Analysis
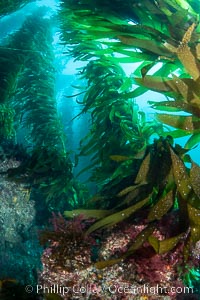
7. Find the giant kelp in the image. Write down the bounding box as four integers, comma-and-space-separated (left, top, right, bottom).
135, 22, 200, 148
65, 137, 200, 265
0, 9, 76, 210
0, 47, 24, 139
71, 58, 164, 196
59, 0, 200, 146
0, 0, 199, 284
11, 12, 66, 150
59, 0, 200, 269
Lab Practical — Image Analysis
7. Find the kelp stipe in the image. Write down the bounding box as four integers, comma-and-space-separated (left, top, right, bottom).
0, 8, 84, 214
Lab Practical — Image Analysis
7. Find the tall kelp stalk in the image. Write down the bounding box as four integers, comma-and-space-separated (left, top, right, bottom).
0, 47, 20, 139
0, 8, 81, 212
59, 0, 200, 273
70, 58, 164, 198
10, 10, 66, 151
59, 4, 165, 197
0, 3, 30, 139
0, 0, 32, 17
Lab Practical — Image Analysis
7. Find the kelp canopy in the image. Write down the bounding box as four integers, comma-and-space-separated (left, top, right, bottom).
60, 0, 200, 264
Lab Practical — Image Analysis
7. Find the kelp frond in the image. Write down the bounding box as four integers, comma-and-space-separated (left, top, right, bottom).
65, 137, 200, 266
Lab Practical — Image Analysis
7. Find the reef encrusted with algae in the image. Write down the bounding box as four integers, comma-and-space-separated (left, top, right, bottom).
0, 155, 42, 284
38, 216, 199, 300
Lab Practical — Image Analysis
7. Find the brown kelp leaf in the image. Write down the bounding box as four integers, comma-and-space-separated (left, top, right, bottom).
177, 44, 200, 81
177, 23, 200, 80
196, 43, 200, 60
148, 233, 184, 254
174, 77, 200, 106
109, 155, 133, 162
118, 186, 150, 208
177, 193, 190, 232
117, 185, 137, 197
135, 76, 172, 92
184, 203, 200, 259
123, 186, 146, 205
182, 23, 195, 44
86, 197, 150, 234
187, 204, 200, 244
117, 36, 170, 56
170, 147, 192, 200
126, 223, 155, 256
190, 161, 200, 198
169, 75, 188, 101
147, 190, 174, 221
170, 148, 200, 209
95, 258, 122, 269
135, 152, 151, 184
156, 76, 188, 97
188, 204, 200, 227
135, 75, 199, 100
149, 100, 190, 112
157, 114, 199, 131
64, 209, 110, 219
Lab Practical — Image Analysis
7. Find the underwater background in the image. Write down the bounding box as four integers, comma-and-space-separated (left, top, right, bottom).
0, 0, 200, 299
